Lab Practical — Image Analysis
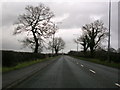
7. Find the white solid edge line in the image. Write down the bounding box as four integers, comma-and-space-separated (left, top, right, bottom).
81, 64, 84, 67
115, 83, 120, 87
89, 69, 96, 74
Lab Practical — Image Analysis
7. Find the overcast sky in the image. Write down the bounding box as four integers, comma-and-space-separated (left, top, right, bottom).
0, 0, 119, 53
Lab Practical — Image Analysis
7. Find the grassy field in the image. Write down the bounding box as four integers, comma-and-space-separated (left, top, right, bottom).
73, 56, 120, 69
2, 56, 57, 73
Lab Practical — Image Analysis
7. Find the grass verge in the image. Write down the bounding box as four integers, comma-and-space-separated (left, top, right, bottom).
72, 56, 120, 69
2, 56, 58, 73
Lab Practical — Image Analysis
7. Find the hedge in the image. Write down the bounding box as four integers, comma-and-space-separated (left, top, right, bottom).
2, 50, 47, 67
68, 50, 120, 63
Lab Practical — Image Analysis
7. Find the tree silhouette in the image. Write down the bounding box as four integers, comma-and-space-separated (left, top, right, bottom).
81, 20, 108, 57
76, 34, 89, 54
14, 3, 57, 53
48, 37, 65, 55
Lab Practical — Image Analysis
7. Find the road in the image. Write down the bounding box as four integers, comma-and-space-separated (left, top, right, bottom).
15, 55, 119, 88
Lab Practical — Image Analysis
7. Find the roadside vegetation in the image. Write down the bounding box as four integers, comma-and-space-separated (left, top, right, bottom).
2, 50, 47, 67
68, 50, 120, 69
72, 56, 120, 69
2, 58, 53, 73
2, 53, 58, 73
2, 50, 61, 73
2, 59, 44, 72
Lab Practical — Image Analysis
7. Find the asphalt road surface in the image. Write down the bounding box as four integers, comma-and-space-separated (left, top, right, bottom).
15, 55, 119, 88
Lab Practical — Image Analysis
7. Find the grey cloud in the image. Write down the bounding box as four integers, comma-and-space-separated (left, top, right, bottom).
51, 2, 109, 29
2, 2, 42, 27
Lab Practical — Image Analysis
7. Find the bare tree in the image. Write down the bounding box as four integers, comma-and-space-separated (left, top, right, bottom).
82, 20, 108, 56
48, 37, 65, 55
14, 3, 57, 53
76, 34, 89, 53
20, 37, 45, 53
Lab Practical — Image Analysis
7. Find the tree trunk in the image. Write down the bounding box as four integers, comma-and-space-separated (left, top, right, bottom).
83, 49, 87, 57
34, 39, 39, 53
32, 31, 39, 53
90, 47, 94, 58
55, 49, 58, 55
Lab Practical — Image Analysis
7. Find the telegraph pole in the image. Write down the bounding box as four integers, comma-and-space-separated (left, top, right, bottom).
73, 34, 79, 53
108, 0, 111, 62
76, 39, 79, 55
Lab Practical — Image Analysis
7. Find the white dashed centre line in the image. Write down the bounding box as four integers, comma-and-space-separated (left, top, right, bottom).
81, 64, 84, 67
115, 83, 120, 87
89, 69, 96, 74
77, 62, 79, 64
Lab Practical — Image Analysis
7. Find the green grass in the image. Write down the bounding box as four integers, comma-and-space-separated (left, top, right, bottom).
2, 56, 57, 73
73, 56, 120, 69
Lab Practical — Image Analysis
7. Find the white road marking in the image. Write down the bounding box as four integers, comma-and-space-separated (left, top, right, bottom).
115, 83, 120, 87
77, 62, 79, 64
81, 64, 84, 67
89, 69, 96, 74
